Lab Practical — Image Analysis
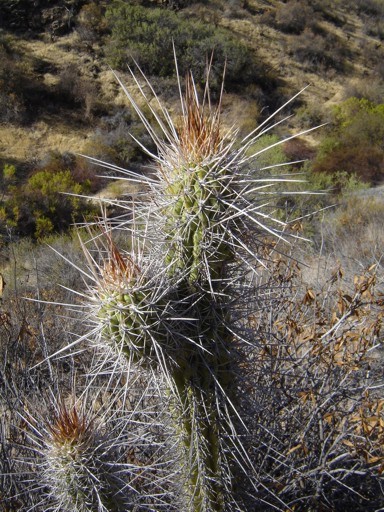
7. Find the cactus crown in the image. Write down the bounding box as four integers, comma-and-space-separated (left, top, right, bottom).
48, 401, 92, 451
177, 72, 223, 164
101, 238, 142, 291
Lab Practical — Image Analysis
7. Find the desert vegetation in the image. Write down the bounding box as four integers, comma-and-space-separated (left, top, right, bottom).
0, 1, 383, 511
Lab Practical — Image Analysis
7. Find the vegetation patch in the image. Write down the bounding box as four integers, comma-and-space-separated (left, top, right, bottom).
105, 2, 277, 92
314, 97, 384, 184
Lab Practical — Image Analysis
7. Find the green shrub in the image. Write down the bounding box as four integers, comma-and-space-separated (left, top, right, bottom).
2, 163, 16, 182
313, 97, 384, 184
246, 134, 287, 170
2, 166, 96, 238
35, 215, 54, 240
308, 170, 368, 195
105, 3, 274, 91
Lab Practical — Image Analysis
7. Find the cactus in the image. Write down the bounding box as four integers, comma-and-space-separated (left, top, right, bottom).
18, 386, 175, 511
23, 397, 133, 512
44, 401, 114, 511
73, 63, 319, 511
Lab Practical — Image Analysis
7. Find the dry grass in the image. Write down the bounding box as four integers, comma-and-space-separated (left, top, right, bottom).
297, 187, 384, 300
0, 122, 91, 163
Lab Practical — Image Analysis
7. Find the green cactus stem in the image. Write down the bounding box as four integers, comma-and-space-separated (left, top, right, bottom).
163, 163, 235, 286
93, 238, 172, 366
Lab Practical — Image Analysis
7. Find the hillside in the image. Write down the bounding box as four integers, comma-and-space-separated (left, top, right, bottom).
0, 0, 383, 163
0, 0, 383, 244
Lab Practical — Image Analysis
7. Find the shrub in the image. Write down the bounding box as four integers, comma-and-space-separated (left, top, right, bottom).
354, 0, 384, 16
290, 28, 350, 72
321, 191, 384, 267
104, 3, 277, 91
343, 77, 384, 105
363, 17, 384, 40
0, 38, 26, 123
57, 64, 99, 118
82, 107, 158, 171
246, 134, 288, 170
375, 56, 384, 80
1, 157, 97, 238
275, 0, 316, 34
76, 3, 107, 43
25, 170, 88, 228
295, 101, 326, 128
306, 0, 346, 25
283, 137, 316, 162
314, 143, 384, 184
313, 97, 384, 184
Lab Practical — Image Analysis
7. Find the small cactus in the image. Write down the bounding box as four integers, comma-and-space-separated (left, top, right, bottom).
96, 243, 167, 364
42, 399, 128, 512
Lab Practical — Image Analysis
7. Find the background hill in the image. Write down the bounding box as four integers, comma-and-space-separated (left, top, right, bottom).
1, 0, 384, 173
0, 0, 383, 267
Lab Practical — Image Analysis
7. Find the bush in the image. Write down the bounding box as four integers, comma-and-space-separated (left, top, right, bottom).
321, 192, 384, 266
306, 0, 346, 25
283, 137, 316, 162
290, 28, 350, 72
314, 145, 384, 184
57, 64, 99, 118
0, 38, 26, 123
295, 102, 326, 129
246, 134, 287, 170
354, 0, 384, 16
363, 17, 384, 40
275, 0, 316, 34
76, 3, 107, 43
20, 169, 91, 237
83, 107, 157, 169
313, 98, 384, 184
105, 3, 276, 91
343, 77, 384, 105
1, 153, 98, 239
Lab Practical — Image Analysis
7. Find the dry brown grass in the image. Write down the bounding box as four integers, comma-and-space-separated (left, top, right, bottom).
0, 122, 91, 163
